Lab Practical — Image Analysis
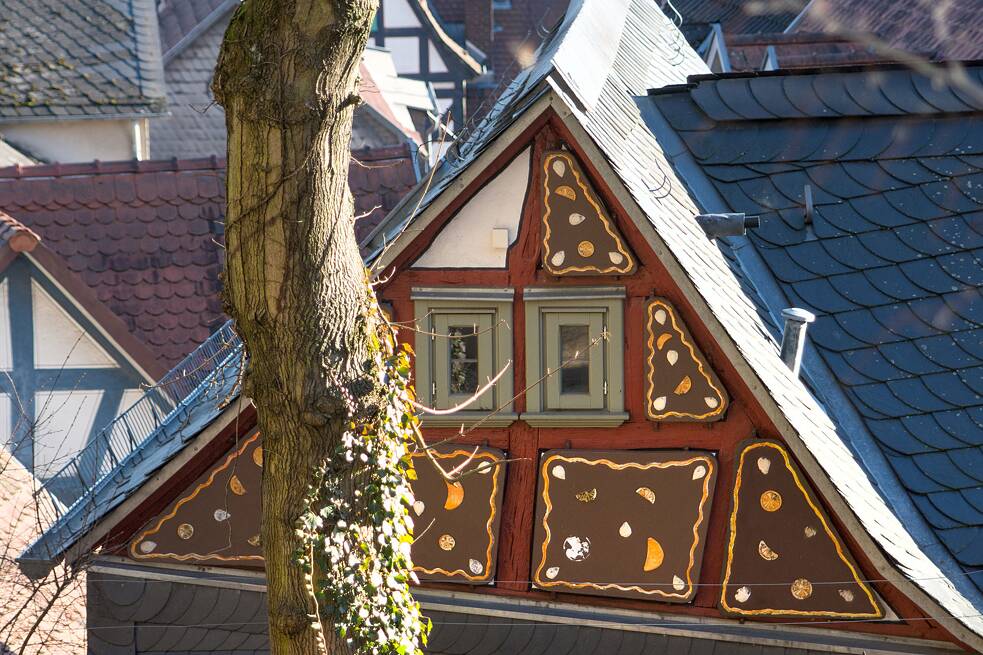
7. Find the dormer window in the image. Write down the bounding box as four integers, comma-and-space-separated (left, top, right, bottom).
521, 287, 626, 427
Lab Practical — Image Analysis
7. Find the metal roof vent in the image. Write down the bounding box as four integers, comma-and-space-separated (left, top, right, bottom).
695, 213, 760, 239
780, 308, 816, 376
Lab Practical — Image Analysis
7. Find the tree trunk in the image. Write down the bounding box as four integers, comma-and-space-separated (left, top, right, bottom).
213, 2, 378, 653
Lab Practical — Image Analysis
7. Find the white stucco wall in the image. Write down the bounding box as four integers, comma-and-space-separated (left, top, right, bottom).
414, 147, 531, 268
33, 389, 103, 475
2, 118, 145, 163
32, 281, 116, 369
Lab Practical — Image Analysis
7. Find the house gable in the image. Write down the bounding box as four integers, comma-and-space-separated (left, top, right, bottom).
0, 255, 150, 482
367, 108, 954, 642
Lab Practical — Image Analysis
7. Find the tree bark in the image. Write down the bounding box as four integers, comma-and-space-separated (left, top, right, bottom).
213, 2, 378, 653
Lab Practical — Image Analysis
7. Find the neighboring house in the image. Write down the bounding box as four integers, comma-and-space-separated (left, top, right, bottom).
0, 0, 166, 163
423, 0, 570, 119
152, 0, 439, 159
368, 0, 486, 126
0, 150, 418, 486
0, 159, 225, 488
19, 2, 983, 653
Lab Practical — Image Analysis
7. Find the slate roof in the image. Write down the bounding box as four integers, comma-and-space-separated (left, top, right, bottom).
0, 0, 165, 120
150, 5, 233, 160
367, 0, 983, 644
157, 0, 233, 56
649, 64, 983, 587
0, 158, 227, 367
659, 0, 808, 48
793, 0, 983, 62
18, 0, 983, 646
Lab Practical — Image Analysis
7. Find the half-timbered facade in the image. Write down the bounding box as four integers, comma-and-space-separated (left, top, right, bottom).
18, 1, 983, 653
369, 0, 485, 126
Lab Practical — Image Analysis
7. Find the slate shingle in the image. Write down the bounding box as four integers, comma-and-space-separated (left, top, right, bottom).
650, 63, 983, 592
0, 0, 164, 118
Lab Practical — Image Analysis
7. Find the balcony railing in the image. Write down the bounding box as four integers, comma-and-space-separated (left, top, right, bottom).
35, 320, 243, 518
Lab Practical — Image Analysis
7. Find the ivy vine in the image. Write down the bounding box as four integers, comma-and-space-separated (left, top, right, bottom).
298, 286, 431, 654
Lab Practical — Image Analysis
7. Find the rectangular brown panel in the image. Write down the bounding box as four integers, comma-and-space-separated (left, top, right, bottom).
409, 445, 506, 584
532, 449, 716, 602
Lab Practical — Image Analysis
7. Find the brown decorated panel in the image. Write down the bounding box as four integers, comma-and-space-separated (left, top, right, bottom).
720, 441, 882, 619
130, 431, 263, 564
409, 446, 506, 584
541, 150, 635, 275
532, 450, 715, 603
645, 298, 728, 422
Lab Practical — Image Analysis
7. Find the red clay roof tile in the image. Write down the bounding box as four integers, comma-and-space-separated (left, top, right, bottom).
0, 148, 419, 367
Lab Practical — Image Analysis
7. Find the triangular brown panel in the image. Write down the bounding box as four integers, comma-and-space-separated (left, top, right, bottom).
409, 446, 506, 584
645, 298, 727, 421
130, 432, 263, 564
542, 150, 635, 275
720, 441, 883, 619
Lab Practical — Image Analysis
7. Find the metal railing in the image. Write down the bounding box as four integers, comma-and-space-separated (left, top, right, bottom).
35, 320, 243, 517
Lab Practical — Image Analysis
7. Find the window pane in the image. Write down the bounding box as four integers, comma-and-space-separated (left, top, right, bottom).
448, 327, 479, 395
559, 324, 590, 394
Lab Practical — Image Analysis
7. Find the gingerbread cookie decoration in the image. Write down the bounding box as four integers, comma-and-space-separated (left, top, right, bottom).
532, 450, 716, 603
130, 432, 264, 565
408, 445, 506, 584
720, 441, 882, 619
542, 150, 635, 275
645, 298, 728, 422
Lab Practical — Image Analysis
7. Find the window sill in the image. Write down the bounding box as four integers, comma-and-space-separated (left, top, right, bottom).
519, 412, 629, 428
420, 412, 518, 428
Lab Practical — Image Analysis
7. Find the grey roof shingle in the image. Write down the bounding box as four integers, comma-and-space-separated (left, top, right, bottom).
157, 0, 232, 55
649, 65, 983, 587
150, 8, 231, 159
0, 0, 166, 120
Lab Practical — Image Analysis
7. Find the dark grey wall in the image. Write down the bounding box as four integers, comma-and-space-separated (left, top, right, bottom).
87, 572, 839, 655
88, 571, 269, 654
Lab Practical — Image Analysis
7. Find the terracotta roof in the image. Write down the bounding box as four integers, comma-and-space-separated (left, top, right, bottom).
0, 150, 417, 367
0, 158, 226, 367
0, 210, 40, 255
0, 0, 165, 120
0, 451, 85, 654
724, 31, 915, 72
350, 145, 421, 243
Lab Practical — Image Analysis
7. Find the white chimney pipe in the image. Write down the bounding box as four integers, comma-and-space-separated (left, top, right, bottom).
780, 308, 816, 376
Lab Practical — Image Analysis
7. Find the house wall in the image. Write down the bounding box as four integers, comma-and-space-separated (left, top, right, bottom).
1, 119, 145, 163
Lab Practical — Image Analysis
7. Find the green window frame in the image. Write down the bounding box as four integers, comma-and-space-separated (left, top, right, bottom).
411, 288, 515, 427
523, 287, 626, 427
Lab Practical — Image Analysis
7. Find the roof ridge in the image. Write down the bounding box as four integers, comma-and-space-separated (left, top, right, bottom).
0, 210, 41, 252
677, 59, 983, 83
0, 156, 227, 179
